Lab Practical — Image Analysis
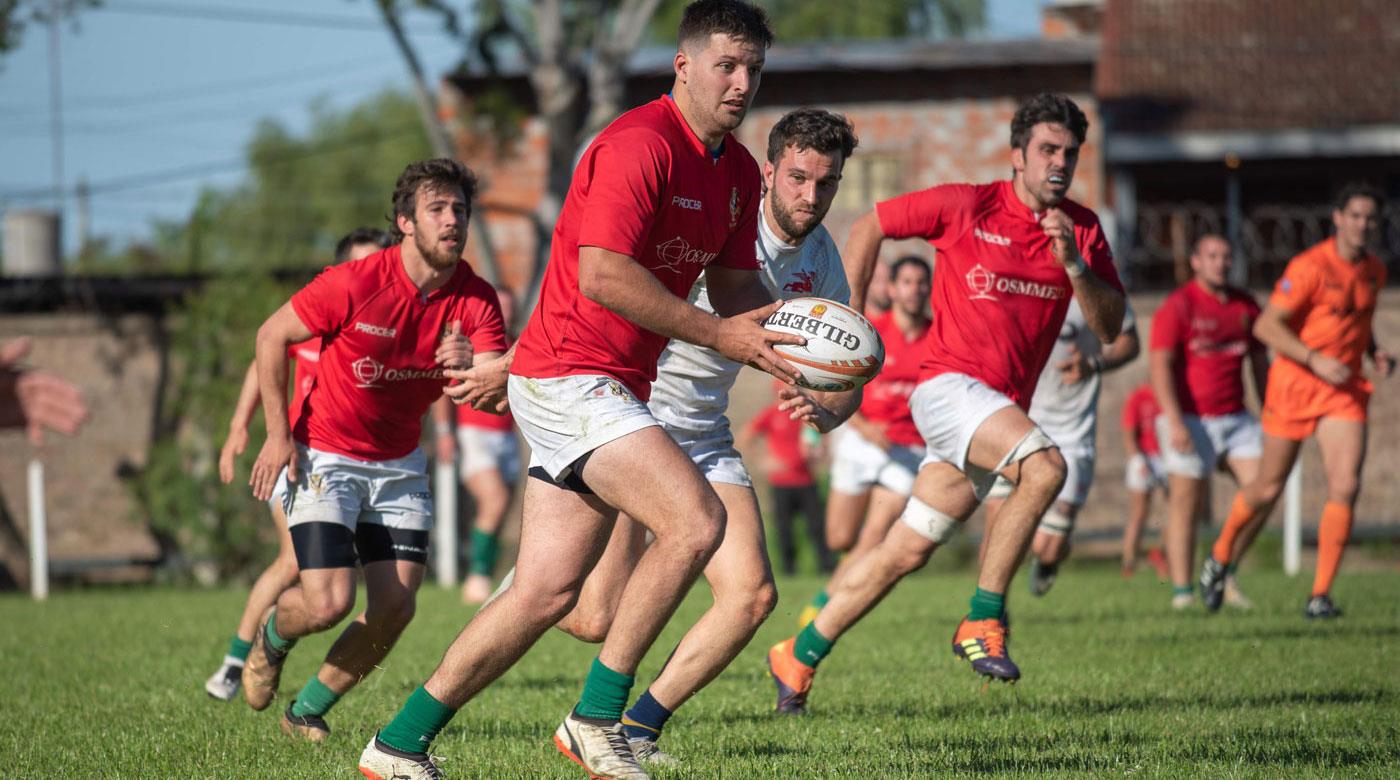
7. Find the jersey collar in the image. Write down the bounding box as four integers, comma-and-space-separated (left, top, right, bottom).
998, 179, 1041, 223
662, 93, 726, 161
390, 243, 470, 303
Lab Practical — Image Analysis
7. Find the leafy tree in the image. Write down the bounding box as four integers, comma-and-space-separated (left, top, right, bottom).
0, 0, 98, 57
649, 0, 985, 42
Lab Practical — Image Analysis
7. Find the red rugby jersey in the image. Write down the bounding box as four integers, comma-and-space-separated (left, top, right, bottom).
748, 402, 813, 488
290, 246, 508, 461
1148, 281, 1261, 417
858, 310, 929, 447
876, 180, 1122, 409
1121, 383, 1162, 456
511, 94, 762, 401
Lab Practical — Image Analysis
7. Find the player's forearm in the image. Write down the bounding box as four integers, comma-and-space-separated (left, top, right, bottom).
1097, 328, 1140, 373
1149, 350, 1185, 424
812, 387, 863, 432
431, 396, 453, 433
254, 327, 295, 439
842, 210, 886, 313
580, 247, 720, 348
1249, 349, 1271, 407
1253, 311, 1311, 364
1121, 426, 1141, 457
706, 270, 775, 318
1071, 272, 1126, 343
227, 360, 263, 434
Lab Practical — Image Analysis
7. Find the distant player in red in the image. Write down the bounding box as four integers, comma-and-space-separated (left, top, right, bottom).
203, 227, 390, 703
738, 384, 832, 576
360, 5, 802, 779
801, 255, 931, 627
1120, 382, 1169, 578
1201, 183, 1395, 618
766, 93, 1125, 710
239, 160, 507, 743
432, 284, 522, 605
1148, 234, 1269, 609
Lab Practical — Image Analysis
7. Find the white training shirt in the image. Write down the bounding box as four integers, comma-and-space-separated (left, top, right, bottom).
1027, 298, 1137, 453
648, 211, 851, 432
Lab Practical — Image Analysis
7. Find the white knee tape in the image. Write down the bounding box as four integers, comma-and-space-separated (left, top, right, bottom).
1038, 507, 1074, 537
900, 496, 960, 544
994, 427, 1058, 473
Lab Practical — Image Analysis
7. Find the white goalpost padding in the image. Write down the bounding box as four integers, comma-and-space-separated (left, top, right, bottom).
1283, 460, 1303, 576
434, 459, 458, 587
28, 459, 48, 601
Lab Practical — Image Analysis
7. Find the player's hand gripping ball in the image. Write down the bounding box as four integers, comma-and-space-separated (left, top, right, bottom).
763, 297, 884, 392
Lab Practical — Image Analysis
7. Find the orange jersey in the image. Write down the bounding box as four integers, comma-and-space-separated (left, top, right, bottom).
1268, 238, 1385, 392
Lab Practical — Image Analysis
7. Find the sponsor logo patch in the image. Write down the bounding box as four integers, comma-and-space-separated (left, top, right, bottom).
654, 236, 718, 274
354, 322, 397, 338
672, 195, 702, 211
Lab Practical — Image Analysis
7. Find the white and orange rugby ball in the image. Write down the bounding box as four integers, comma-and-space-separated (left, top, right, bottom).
764, 297, 884, 392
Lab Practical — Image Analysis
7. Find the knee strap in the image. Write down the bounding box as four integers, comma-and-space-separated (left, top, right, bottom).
900, 496, 961, 544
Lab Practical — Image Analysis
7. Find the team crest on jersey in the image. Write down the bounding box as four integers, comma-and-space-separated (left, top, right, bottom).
728, 187, 739, 228
308, 474, 323, 494
353, 356, 385, 388
784, 270, 817, 294
966, 264, 998, 300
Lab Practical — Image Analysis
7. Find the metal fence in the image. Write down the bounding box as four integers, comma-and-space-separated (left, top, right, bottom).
1122, 202, 1400, 289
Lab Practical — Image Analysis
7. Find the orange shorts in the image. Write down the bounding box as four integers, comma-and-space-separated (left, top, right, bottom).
1261, 372, 1370, 441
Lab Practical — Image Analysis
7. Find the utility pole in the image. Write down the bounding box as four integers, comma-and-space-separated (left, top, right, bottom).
48, 0, 66, 217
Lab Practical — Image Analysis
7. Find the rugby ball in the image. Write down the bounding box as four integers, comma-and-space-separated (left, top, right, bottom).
764, 297, 884, 392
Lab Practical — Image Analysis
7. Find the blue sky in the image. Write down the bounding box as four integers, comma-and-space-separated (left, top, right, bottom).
0, 0, 1041, 252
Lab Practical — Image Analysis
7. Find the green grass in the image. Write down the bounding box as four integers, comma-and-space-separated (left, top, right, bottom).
3, 567, 1398, 778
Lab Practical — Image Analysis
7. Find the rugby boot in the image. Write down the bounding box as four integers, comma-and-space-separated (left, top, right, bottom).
1304, 594, 1343, 619
627, 737, 680, 766
204, 659, 243, 701
1028, 558, 1058, 597
1198, 556, 1227, 613
1223, 575, 1254, 610
242, 607, 289, 711
765, 637, 815, 715
281, 703, 330, 743
951, 616, 1019, 682
553, 709, 650, 780
358, 734, 443, 780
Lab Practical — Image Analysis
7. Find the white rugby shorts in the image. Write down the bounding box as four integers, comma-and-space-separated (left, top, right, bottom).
911, 372, 1031, 500
829, 425, 923, 497
283, 443, 433, 532
456, 426, 522, 483
1155, 412, 1262, 479
1124, 453, 1167, 493
665, 421, 752, 487
507, 373, 659, 481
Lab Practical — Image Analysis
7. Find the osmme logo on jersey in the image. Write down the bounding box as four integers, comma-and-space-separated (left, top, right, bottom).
965, 264, 1067, 302
352, 356, 445, 388
654, 236, 718, 274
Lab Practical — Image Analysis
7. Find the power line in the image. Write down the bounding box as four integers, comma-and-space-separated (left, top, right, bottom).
98, 0, 448, 35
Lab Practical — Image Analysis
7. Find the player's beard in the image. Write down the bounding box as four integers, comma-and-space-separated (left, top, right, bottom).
768, 193, 824, 242
415, 229, 462, 271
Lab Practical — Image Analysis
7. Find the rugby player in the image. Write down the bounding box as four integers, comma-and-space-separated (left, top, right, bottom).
431, 283, 522, 605
203, 227, 390, 702
1148, 234, 1268, 609
798, 255, 932, 630
766, 93, 1125, 713
356, 4, 802, 778
980, 297, 1139, 596
1200, 184, 1394, 617
1120, 381, 1170, 579
241, 159, 507, 742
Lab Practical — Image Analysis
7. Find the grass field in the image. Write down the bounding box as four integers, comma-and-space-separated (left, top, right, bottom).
4, 565, 1398, 778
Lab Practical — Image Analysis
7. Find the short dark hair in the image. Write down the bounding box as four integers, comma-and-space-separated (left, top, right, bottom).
766, 108, 858, 165
1010, 93, 1088, 150
389, 158, 478, 241
1191, 232, 1230, 256
334, 226, 392, 262
678, 0, 773, 51
890, 254, 931, 281
1334, 181, 1385, 213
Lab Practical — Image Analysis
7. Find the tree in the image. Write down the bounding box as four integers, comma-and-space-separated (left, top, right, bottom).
0, 0, 98, 57
650, 0, 984, 42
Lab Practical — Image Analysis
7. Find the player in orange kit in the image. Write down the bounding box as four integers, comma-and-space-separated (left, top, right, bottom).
1200, 183, 1395, 618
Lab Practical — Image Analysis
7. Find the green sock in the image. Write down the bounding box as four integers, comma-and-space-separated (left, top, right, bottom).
792, 622, 834, 669
575, 657, 635, 721
968, 587, 1005, 621
469, 527, 500, 577
1225, 562, 1239, 575
379, 686, 458, 754
228, 635, 253, 662
1173, 585, 1193, 597
264, 609, 296, 653
290, 675, 342, 718
810, 589, 830, 609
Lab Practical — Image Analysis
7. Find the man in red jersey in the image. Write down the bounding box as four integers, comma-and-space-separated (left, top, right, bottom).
203, 227, 390, 704
1148, 234, 1269, 609
766, 93, 1124, 710
358, 4, 801, 779
239, 160, 507, 743
1200, 184, 1394, 618
431, 283, 522, 604
796, 256, 932, 633
1120, 382, 1170, 578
